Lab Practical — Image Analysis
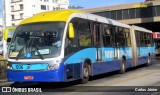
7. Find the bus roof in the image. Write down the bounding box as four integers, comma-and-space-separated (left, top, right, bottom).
83, 13, 130, 28
19, 9, 130, 28
19, 10, 82, 25
107, 18, 130, 28
132, 25, 152, 33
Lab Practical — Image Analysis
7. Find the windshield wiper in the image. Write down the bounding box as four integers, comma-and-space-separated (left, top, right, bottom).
16, 39, 32, 60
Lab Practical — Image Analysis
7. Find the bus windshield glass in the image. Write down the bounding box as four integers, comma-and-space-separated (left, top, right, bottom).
8, 22, 65, 59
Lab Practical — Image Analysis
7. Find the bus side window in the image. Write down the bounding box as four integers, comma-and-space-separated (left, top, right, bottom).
140, 32, 145, 47
93, 23, 101, 47
65, 18, 78, 56
79, 33, 91, 46
110, 26, 116, 47
103, 25, 111, 47
67, 28, 78, 48
118, 27, 125, 47
123, 28, 131, 47
135, 31, 140, 47
65, 30, 76, 48
78, 20, 92, 47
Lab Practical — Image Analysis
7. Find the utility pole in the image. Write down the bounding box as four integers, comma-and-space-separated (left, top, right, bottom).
2, 0, 6, 33
2, 0, 7, 59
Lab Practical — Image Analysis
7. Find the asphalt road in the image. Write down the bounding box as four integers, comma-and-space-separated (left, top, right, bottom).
0, 58, 160, 95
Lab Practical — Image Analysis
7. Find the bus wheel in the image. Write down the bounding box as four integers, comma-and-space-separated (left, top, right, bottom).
120, 59, 126, 74
147, 55, 151, 66
80, 63, 89, 84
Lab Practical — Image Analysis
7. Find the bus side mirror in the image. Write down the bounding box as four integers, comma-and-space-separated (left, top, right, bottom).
4, 29, 8, 40
68, 23, 75, 39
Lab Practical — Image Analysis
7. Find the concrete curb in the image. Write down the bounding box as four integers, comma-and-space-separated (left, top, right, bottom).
0, 79, 7, 83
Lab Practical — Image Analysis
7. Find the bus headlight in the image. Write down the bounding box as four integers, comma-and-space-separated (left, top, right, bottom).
47, 64, 59, 70
7, 65, 12, 70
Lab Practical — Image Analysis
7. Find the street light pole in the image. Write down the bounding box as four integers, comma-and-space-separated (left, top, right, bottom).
2, 0, 6, 32
2, 0, 7, 59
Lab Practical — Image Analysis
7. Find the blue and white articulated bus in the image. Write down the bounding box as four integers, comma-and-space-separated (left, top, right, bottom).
6, 10, 155, 83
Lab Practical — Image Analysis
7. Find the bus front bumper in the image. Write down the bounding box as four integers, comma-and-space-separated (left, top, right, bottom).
7, 69, 65, 82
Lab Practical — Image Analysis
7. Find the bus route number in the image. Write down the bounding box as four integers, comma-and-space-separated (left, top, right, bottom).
16, 65, 23, 70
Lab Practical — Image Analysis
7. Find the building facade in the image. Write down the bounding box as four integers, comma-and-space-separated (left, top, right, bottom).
82, 0, 160, 24
5, 0, 69, 26
0, 18, 2, 40
0, 18, 2, 34
0, 25, 2, 41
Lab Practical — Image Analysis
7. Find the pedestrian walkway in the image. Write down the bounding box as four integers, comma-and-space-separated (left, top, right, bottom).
0, 56, 7, 83
0, 76, 7, 83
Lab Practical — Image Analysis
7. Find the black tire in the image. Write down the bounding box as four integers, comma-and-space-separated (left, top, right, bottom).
80, 63, 89, 84
119, 59, 126, 74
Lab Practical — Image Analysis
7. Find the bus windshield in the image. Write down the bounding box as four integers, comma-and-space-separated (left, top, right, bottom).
8, 22, 65, 59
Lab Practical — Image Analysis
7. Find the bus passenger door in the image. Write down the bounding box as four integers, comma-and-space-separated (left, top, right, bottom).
93, 24, 103, 61
111, 26, 119, 60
